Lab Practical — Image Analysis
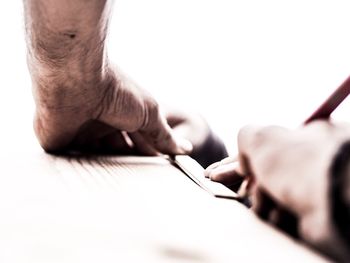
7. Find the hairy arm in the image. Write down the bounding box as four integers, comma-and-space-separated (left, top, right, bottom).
24, 0, 113, 150
23, 0, 191, 155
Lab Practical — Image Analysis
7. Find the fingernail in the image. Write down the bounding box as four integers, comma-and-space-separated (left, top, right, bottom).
206, 162, 220, 171
203, 169, 210, 178
178, 138, 193, 154
204, 163, 219, 178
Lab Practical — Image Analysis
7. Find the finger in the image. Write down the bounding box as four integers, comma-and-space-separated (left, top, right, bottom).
101, 80, 193, 155
163, 105, 187, 128
141, 113, 193, 155
128, 132, 159, 156
204, 161, 221, 177
164, 107, 210, 150
205, 156, 237, 175
220, 156, 237, 164
206, 161, 243, 185
205, 156, 240, 181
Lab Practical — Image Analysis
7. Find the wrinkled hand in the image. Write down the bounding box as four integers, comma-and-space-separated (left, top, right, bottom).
32, 65, 192, 155
205, 121, 350, 259
25, 0, 192, 156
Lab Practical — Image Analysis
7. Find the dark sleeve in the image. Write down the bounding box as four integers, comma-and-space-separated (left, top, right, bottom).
329, 140, 350, 248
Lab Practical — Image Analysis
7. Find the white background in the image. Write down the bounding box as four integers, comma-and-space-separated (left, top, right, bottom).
2, 0, 350, 154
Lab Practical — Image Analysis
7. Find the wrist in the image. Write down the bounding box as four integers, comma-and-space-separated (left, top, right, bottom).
29, 54, 111, 112
29, 56, 114, 152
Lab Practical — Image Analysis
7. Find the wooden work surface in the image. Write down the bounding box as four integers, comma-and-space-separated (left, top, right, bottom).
0, 151, 328, 262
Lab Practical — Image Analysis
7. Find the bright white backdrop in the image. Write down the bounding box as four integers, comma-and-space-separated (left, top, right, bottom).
2, 1, 350, 154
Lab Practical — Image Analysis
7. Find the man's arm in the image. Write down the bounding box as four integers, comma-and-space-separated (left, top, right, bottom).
23, 0, 192, 154
24, 0, 113, 150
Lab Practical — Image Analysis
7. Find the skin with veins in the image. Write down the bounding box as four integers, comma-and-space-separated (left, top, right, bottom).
23, 0, 192, 155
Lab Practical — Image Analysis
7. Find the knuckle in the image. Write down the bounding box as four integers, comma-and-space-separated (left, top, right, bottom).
243, 125, 284, 145
145, 98, 160, 123
238, 125, 267, 150
140, 97, 163, 134
254, 126, 276, 143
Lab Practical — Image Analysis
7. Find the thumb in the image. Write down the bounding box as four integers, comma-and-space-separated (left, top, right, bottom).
140, 103, 193, 155
97, 70, 192, 155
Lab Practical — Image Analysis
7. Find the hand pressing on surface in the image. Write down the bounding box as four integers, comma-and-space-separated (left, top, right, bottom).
205, 121, 350, 261
24, 0, 192, 155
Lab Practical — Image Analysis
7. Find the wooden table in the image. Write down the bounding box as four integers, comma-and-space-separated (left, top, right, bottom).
0, 151, 327, 262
